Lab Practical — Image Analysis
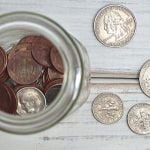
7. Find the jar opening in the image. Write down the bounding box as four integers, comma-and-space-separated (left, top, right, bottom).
0, 12, 83, 134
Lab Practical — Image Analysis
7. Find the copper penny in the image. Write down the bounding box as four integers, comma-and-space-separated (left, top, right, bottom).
31, 44, 52, 67
5, 85, 18, 114
45, 84, 62, 105
7, 50, 43, 85
0, 47, 7, 76
8, 43, 32, 59
48, 67, 63, 81
50, 47, 64, 74
18, 35, 53, 48
0, 69, 9, 83
44, 78, 63, 93
0, 84, 17, 114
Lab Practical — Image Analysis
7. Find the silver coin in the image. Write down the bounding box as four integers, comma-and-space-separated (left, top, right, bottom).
127, 103, 150, 135
92, 93, 123, 124
139, 60, 150, 97
94, 4, 136, 47
17, 87, 46, 115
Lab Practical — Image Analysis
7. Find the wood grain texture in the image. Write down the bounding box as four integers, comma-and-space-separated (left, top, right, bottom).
0, 0, 150, 150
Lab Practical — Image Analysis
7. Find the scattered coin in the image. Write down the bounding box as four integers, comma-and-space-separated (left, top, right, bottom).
50, 47, 64, 74
16, 87, 46, 115
139, 60, 150, 97
92, 93, 123, 124
127, 103, 150, 135
94, 4, 136, 47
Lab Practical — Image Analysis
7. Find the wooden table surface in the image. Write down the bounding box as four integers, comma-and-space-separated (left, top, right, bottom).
0, 0, 150, 149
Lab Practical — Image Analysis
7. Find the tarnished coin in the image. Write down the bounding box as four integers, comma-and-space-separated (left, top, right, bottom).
45, 84, 61, 105
50, 47, 64, 74
94, 5, 136, 47
127, 103, 150, 135
16, 87, 46, 115
7, 50, 43, 85
0, 47, 7, 76
92, 93, 123, 124
139, 60, 150, 97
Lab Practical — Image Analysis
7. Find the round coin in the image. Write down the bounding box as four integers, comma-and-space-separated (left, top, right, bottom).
139, 60, 150, 97
31, 44, 52, 67
45, 84, 61, 105
50, 47, 64, 74
92, 93, 123, 124
0, 47, 7, 75
127, 103, 150, 135
16, 87, 46, 115
94, 5, 136, 47
7, 50, 43, 85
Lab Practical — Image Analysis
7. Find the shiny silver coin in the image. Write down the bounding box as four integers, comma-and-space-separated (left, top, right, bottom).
45, 84, 61, 105
92, 93, 123, 124
127, 103, 150, 135
17, 87, 46, 115
94, 4, 136, 47
139, 60, 150, 97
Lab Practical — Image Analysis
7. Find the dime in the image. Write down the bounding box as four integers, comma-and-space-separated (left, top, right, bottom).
139, 60, 150, 97
94, 5, 136, 47
45, 84, 62, 105
50, 47, 64, 74
127, 103, 150, 135
16, 87, 46, 115
92, 93, 123, 124
7, 50, 43, 85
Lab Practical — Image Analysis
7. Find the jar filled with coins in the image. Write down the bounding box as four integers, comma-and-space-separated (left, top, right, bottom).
0, 12, 90, 134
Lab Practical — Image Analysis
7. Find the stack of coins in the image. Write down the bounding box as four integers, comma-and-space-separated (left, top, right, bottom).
0, 35, 64, 115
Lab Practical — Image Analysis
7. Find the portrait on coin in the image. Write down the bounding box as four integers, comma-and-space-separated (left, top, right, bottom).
103, 10, 131, 43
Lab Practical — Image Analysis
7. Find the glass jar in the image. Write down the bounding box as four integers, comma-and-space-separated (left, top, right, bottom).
0, 12, 90, 134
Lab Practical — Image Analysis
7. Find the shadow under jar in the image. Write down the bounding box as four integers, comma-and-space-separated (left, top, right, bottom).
0, 12, 90, 134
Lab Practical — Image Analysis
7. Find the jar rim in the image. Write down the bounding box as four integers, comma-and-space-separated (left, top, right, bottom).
0, 11, 84, 134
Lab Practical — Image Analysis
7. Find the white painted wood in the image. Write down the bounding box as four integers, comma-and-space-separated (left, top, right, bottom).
0, 0, 150, 149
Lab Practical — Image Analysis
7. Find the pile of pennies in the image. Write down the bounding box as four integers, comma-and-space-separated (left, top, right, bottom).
0, 35, 64, 115
92, 4, 150, 135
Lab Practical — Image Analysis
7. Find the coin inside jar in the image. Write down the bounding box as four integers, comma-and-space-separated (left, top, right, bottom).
0, 47, 7, 76
0, 84, 17, 114
16, 87, 46, 115
50, 47, 64, 74
45, 84, 62, 105
7, 50, 43, 85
